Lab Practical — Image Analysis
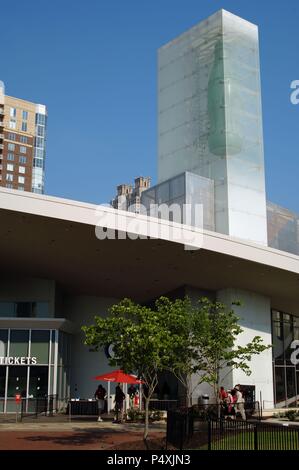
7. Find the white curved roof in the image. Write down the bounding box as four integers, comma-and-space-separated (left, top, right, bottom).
0, 187, 298, 313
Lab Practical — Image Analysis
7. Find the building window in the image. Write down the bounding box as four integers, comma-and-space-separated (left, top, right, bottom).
20, 135, 28, 144
33, 158, 43, 168
272, 309, 299, 406
19, 166, 25, 174
7, 153, 14, 161
21, 122, 27, 132
9, 120, 16, 130
31, 330, 50, 364
8, 143, 15, 151
22, 110, 28, 120
8, 133, 16, 141
19, 146, 27, 154
36, 113, 46, 126
37, 125, 45, 137
6, 174, 13, 182
34, 148, 44, 159
18, 176, 25, 184
7, 164, 14, 172
35, 137, 44, 148
19, 156, 27, 164
18, 186, 24, 191
10, 108, 16, 118
0, 330, 8, 356
6, 183, 13, 189
0, 302, 50, 318
10, 329, 29, 354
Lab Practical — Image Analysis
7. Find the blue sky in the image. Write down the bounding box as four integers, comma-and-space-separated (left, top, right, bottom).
1, 0, 298, 212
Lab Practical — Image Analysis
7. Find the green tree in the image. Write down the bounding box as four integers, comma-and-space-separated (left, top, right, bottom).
82, 296, 271, 438
82, 297, 189, 441
170, 297, 271, 405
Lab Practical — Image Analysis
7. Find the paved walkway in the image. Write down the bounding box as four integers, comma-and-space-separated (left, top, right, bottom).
0, 417, 167, 450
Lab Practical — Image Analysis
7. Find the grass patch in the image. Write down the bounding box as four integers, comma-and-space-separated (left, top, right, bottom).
193, 429, 299, 450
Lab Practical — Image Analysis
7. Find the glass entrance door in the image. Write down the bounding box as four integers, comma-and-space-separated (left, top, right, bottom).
6, 366, 28, 412
27, 366, 49, 413
29, 366, 48, 398
0, 367, 6, 412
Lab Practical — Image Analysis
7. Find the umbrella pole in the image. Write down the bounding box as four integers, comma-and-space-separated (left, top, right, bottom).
107, 381, 110, 414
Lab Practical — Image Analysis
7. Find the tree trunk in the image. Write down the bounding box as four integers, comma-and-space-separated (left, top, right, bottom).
186, 375, 192, 408
143, 398, 150, 441
186, 390, 192, 408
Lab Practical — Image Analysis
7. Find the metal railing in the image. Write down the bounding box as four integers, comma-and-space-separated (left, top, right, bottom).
148, 399, 178, 411
20, 395, 58, 419
166, 408, 194, 450
209, 419, 299, 451
166, 402, 262, 450
192, 401, 261, 421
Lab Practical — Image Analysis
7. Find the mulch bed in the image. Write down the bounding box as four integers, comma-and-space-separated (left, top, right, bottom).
0, 430, 167, 451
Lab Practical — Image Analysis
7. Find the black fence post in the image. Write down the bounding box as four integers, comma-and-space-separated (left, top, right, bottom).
166, 410, 170, 450
208, 419, 212, 451
254, 424, 258, 451
179, 414, 184, 451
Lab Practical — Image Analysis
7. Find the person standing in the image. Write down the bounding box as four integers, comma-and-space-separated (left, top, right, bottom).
234, 385, 246, 420
219, 386, 228, 402
128, 384, 136, 408
95, 384, 106, 422
114, 383, 125, 423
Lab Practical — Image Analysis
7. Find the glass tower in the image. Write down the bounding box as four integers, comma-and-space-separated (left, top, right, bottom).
158, 10, 268, 245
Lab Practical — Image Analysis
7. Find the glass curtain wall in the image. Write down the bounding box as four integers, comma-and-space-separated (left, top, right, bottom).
272, 310, 299, 407
0, 329, 68, 413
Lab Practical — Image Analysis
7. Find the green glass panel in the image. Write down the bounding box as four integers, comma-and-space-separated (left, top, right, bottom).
30, 330, 50, 364
9, 330, 29, 357
7, 366, 27, 397
0, 366, 6, 397
28, 366, 48, 398
0, 330, 8, 356
0, 303, 15, 317
208, 39, 226, 156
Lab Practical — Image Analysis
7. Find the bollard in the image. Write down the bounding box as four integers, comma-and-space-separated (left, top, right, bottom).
15, 394, 22, 423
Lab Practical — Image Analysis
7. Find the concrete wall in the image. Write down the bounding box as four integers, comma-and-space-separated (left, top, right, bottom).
62, 295, 119, 399
217, 288, 274, 408
0, 277, 56, 317
191, 288, 274, 407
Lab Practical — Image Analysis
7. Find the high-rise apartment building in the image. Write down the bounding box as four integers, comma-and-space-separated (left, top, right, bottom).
111, 176, 151, 213
0, 81, 47, 194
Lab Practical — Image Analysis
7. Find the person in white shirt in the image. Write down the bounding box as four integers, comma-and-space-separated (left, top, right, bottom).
234, 385, 246, 420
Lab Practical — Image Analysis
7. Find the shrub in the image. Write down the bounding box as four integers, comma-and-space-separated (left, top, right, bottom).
126, 409, 164, 422
126, 408, 140, 421
149, 410, 163, 421
285, 410, 299, 422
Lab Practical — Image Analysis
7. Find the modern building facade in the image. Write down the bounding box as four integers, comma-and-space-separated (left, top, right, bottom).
0, 187, 298, 412
0, 10, 298, 413
0, 81, 47, 194
158, 9, 267, 246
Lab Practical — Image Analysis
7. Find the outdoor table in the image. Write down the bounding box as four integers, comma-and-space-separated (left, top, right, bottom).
68, 399, 98, 416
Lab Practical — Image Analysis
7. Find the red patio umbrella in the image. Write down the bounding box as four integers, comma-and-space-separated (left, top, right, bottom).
93, 369, 144, 413
93, 369, 143, 384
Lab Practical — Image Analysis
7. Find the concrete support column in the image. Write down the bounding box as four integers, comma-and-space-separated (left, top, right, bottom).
216, 288, 274, 409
